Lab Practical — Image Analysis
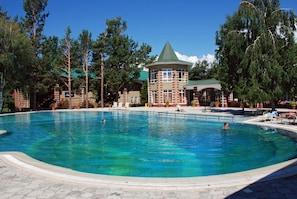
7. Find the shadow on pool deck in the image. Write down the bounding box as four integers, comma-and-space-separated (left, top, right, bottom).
225, 159, 297, 198
210, 108, 268, 116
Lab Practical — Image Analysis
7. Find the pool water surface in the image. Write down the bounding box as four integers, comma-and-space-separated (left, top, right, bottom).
0, 111, 297, 177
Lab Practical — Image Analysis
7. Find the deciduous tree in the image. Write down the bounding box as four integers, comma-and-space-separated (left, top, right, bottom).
0, 8, 33, 111
60, 26, 73, 109
189, 60, 216, 80
215, 0, 296, 110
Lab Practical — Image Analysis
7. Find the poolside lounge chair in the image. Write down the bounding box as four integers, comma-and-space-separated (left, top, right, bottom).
203, 102, 215, 112
112, 101, 124, 109
176, 104, 184, 112
112, 101, 117, 108
125, 102, 129, 108
263, 111, 278, 121
278, 112, 297, 124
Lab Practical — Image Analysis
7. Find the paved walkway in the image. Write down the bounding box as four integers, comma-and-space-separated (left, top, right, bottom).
1, 107, 297, 199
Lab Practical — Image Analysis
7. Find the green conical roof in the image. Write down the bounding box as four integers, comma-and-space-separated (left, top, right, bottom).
146, 42, 193, 68
157, 42, 179, 62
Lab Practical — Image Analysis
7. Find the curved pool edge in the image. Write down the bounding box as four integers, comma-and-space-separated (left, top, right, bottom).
1, 151, 297, 189
1, 108, 297, 189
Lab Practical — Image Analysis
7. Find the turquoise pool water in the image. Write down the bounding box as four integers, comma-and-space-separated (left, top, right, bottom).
0, 111, 297, 177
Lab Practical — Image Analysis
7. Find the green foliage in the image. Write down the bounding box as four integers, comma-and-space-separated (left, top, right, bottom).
93, 17, 154, 103
0, 10, 34, 112
80, 100, 94, 108
58, 99, 69, 109
0, 8, 157, 111
78, 30, 93, 108
290, 101, 296, 106
189, 60, 216, 80
191, 100, 197, 105
165, 100, 170, 105
140, 80, 148, 103
35, 35, 61, 104
215, 0, 297, 109
21, 0, 49, 109
3, 94, 15, 112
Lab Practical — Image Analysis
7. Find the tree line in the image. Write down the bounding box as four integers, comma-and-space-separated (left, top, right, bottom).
0, 0, 156, 112
0, 0, 296, 112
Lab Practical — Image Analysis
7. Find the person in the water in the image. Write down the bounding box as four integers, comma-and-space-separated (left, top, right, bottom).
222, 122, 229, 130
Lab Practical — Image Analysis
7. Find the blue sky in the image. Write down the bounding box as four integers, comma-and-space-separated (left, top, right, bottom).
1, 0, 296, 63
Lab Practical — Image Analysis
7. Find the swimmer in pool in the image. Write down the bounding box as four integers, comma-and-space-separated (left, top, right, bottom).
222, 122, 229, 130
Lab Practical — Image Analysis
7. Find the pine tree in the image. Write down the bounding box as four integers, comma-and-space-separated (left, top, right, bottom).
93, 17, 154, 104
78, 30, 92, 108
21, 0, 49, 110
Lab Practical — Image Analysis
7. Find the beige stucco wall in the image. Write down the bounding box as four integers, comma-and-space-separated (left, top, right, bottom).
118, 90, 141, 105
59, 91, 96, 107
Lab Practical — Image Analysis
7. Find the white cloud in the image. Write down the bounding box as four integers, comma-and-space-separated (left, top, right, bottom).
200, 54, 216, 63
175, 51, 216, 66
175, 52, 199, 64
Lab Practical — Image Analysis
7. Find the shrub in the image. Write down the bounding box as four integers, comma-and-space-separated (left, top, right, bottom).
81, 100, 94, 108
58, 99, 69, 109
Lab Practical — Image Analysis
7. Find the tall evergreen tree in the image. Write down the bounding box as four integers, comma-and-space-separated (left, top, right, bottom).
78, 30, 92, 108
38, 35, 62, 108
21, 0, 49, 110
93, 17, 154, 104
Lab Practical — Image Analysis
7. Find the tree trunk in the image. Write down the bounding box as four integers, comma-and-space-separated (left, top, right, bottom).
68, 62, 72, 109
68, 45, 72, 109
100, 52, 104, 108
271, 100, 276, 111
85, 54, 89, 108
241, 100, 245, 114
0, 73, 4, 112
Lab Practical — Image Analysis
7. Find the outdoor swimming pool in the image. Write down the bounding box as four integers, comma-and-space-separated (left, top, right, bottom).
0, 110, 297, 177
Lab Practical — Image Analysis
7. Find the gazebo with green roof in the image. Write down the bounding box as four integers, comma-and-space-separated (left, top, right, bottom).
184, 79, 226, 106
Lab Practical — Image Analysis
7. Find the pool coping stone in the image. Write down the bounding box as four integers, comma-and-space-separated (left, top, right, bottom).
1, 106, 297, 190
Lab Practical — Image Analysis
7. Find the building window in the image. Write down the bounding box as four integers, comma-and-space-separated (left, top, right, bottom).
163, 90, 172, 103
162, 68, 172, 82
151, 90, 157, 103
177, 69, 186, 82
179, 90, 185, 103
130, 96, 138, 104
150, 70, 157, 83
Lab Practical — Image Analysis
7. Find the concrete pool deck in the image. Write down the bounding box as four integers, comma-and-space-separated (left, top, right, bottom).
1, 106, 297, 198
